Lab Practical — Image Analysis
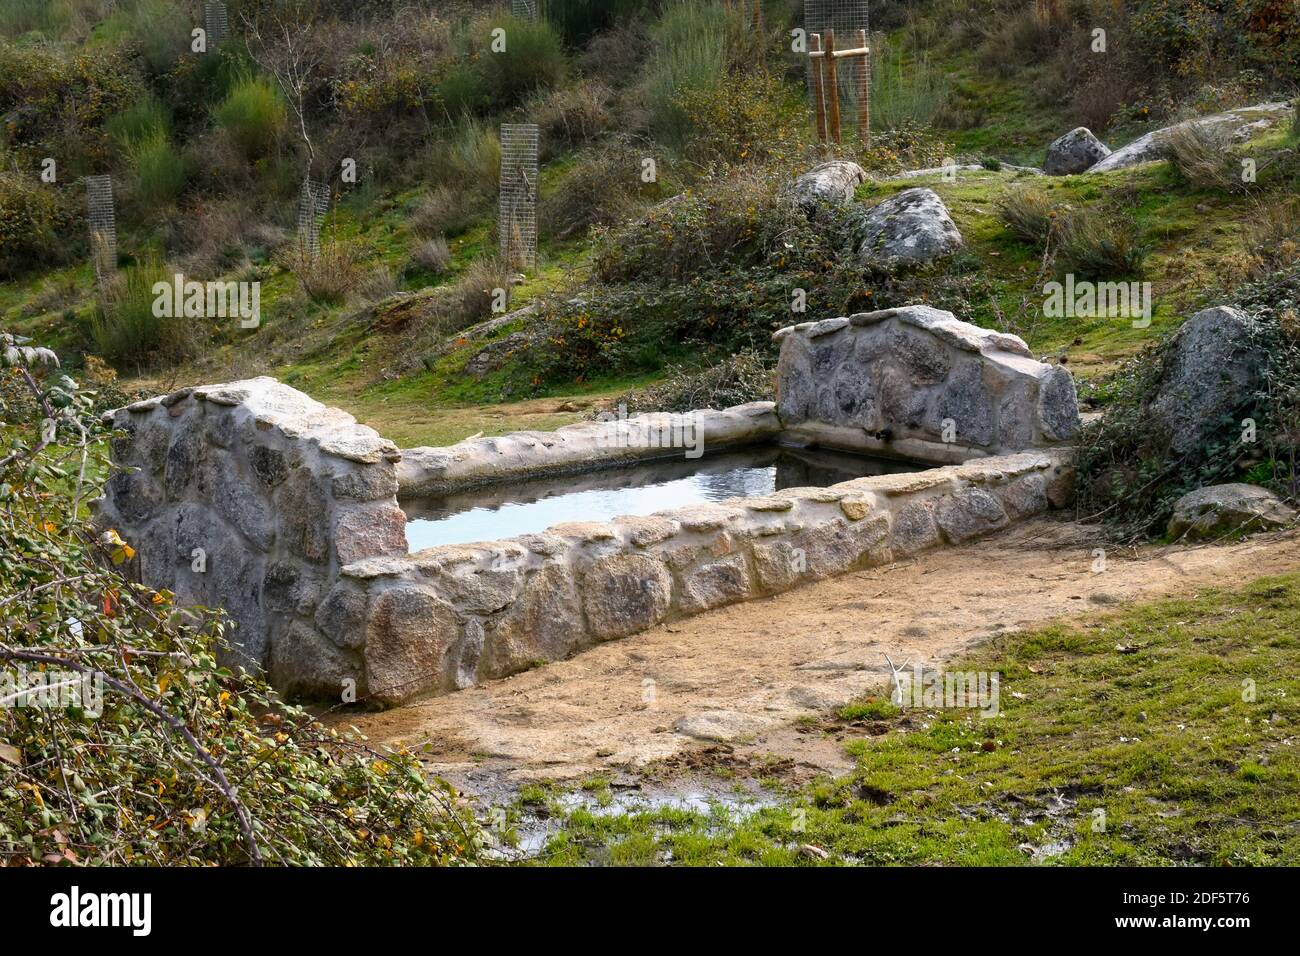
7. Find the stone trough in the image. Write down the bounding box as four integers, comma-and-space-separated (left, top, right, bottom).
96, 306, 1079, 707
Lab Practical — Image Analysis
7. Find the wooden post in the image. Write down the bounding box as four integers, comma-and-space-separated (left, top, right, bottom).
810, 33, 827, 143
824, 28, 841, 144
856, 28, 871, 146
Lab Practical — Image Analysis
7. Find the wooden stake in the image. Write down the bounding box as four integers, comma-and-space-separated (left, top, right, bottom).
824, 28, 841, 144
856, 28, 871, 146
810, 33, 827, 143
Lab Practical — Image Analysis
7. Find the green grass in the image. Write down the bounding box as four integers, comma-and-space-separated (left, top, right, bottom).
521, 573, 1300, 866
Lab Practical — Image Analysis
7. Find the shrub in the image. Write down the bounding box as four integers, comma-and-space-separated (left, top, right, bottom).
541, 141, 650, 240
1076, 269, 1300, 538
214, 72, 287, 161
279, 238, 364, 305
89, 257, 193, 370
0, 342, 476, 865
0, 0, 68, 37
435, 62, 488, 119
128, 131, 186, 209
407, 235, 452, 277
606, 348, 774, 414
676, 68, 803, 168
0, 172, 75, 278
352, 264, 400, 306
410, 185, 484, 239
443, 257, 513, 334
644, 0, 728, 149
1056, 206, 1147, 278
996, 187, 1060, 246
532, 81, 612, 160
478, 15, 566, 108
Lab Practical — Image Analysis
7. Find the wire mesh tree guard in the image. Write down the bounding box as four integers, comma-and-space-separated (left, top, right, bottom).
499, 123, 539, 271
296, 179, 331, 259
204, 1, 230, 48
804, 0, 871, 144
84, 175, 117, 286
511, 0, 539, 20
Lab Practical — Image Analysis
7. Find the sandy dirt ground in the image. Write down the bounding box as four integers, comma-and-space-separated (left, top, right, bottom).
342, 519, 1300, 797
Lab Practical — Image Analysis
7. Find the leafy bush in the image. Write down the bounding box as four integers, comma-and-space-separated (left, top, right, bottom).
532, 81, 612, 160
676, 68, 803, 168
1076, 269, 1300, 539
214, 72, 287, 161
0, 341, 477, 865
88, 257, 193, 370
435, 62, 488, 119
128, 131, 187, 209
0, 172, 76, 279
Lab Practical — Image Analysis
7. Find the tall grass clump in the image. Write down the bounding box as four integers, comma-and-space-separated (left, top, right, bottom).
128, 131, 186, 208
645, 0, 728, 149
214, 72, 287, 161
90, 257, 189, 370
430, 119, 501, 196
996, 187, 1059, 246
0, 0, 70, 37
871, 36, 951, 130
107, 95, 171, 149
1057, 206, 1148, 279
1166, 122, 1251, 194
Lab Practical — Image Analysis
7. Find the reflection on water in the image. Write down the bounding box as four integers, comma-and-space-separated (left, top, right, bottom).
403, 444, 920, 551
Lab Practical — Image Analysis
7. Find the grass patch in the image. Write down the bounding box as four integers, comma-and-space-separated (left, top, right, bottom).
524, 573, 1300, 866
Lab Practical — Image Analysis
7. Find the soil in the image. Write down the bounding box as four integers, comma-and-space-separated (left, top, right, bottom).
342, 518, 1300, 800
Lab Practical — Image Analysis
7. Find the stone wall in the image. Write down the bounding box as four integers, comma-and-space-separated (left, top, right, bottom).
398, 403, 781, 497
774, 306, 1079, 463
327, 450, 1072, 705
95, 378, 409, 691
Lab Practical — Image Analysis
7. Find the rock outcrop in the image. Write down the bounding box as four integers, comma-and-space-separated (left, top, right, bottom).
1089, 102, 1294, 173
1168, 484, 1296, 540
852, 188, 964, 268
1043, 127, 1111, 175
773, 306, 1079, 462
1146, 306, 1264, 455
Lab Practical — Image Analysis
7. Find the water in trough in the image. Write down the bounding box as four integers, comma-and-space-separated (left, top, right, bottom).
402, 444, 923, 551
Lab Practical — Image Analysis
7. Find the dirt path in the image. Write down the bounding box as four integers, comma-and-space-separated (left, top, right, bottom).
345, 520, 1300, 796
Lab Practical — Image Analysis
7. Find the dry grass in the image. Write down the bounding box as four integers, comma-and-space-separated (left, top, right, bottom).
407, 236, 452, 277
1166, 121, 1251, 194
278, 239, 364, 305
995, 187, 1059, 246
409, 186, 483, 239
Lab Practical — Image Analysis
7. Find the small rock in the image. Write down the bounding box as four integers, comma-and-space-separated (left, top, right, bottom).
1043, 127, 1111, 175
1167, 483, 1296, 541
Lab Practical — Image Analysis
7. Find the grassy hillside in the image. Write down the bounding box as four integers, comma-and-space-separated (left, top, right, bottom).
2, 0, 1298, 450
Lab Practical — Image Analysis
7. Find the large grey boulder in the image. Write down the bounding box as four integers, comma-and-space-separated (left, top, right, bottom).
1089, 102, 1294, 173
854, 188, 963, 268
773, 305, 1078, 462
791, 160, 868, 212
1168, 484, 1296, 540
1147, 306, 1264, 456
1043, 127, 1111, 175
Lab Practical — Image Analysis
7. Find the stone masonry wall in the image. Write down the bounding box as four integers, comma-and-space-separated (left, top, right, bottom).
95, 378, 409, 693
328, 450, 1073, 706
775, 306, 1079, 463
